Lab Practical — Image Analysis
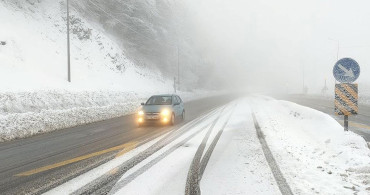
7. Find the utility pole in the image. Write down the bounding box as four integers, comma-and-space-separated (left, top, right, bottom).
174, 77, 177, 93
67, 0, 71, 82
302, 64, 305, 94
322, 79, 328, 94
328, 38, 339, 61
336, 40, 339, 61
177, 42, 180, 90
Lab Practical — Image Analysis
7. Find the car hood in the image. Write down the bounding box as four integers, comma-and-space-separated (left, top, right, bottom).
141, 105, 172, 113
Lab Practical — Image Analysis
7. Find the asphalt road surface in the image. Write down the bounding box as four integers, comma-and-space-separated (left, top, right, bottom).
280, 95, 370, 142
0, 95, 236, 195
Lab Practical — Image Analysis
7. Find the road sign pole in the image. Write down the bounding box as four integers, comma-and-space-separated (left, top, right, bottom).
333, 58, 360, 132
344, 115, 348, 131
67, 0, 71, 82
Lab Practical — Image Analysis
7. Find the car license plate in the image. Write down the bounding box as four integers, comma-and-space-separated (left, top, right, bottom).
147, 115, 159, 119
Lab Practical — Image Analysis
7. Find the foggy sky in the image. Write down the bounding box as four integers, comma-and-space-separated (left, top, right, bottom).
184, 0, 370, 94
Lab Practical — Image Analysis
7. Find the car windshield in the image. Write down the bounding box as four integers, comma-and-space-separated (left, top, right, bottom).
145, 96, 172, 105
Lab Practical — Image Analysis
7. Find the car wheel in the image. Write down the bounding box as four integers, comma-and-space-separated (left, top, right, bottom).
181, 110, 185, 121
170, 113, 175, 125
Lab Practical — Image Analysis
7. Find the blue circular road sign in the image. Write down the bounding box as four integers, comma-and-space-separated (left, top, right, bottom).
333, 58, 360, 83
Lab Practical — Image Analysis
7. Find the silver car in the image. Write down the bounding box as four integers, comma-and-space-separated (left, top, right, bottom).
137, 94, 185, 126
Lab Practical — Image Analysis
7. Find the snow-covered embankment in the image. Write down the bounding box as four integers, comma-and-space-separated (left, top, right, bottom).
252, 96, 370, 194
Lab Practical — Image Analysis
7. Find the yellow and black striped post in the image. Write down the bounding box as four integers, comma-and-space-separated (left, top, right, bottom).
335, 83, 358, 131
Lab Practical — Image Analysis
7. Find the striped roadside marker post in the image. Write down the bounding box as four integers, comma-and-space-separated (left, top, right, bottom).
333, 58, 360, 131
335, 83, 358, 131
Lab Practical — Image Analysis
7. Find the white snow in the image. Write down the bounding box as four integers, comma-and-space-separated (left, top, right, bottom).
200, 99, 280, 195
110, 109, 223, 195
46, 100, 281, 194
0, 0, 169, 92
45, 96, 370, 194
0, 89, 214, 142
252, 95, 370, 194
46, 106, 222, 194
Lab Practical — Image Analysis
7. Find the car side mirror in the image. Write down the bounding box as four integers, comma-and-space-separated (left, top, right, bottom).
141, 102, 145, 105
174, 102, 180, 106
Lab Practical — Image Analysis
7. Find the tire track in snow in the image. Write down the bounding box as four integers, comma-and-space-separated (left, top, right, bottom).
72, 106, 222, 195
199, 104, 236, 179
252, 112, 293, 195
185, 108, 225, 195
185, 104, 235, 195
107, 124, 210, 194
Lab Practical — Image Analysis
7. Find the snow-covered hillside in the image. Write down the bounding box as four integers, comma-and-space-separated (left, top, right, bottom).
0, 0, 171, 91
0, 0, 209, 142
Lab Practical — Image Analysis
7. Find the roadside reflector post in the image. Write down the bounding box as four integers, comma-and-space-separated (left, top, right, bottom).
344, 115, 349, 131
334, 83, 358, 131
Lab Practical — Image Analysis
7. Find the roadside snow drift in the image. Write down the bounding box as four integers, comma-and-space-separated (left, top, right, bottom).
0, 91, 141, 142
0, 90, 214, 142
252, 96, 370, 195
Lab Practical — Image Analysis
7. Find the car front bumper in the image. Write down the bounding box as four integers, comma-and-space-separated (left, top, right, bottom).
137, 113, 170, 124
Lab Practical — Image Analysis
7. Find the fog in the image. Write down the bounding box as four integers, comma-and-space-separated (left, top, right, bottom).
3, 0, 369, 94
182, 0, 370, 94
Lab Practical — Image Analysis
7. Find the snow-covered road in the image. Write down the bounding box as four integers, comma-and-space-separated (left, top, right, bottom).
46, 96, 370, 195
109, 101, 281, 195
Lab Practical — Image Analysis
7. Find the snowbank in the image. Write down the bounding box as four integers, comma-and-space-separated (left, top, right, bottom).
0, 89, 215, 142
0, 91, 139, 142
252, 96, 370, 194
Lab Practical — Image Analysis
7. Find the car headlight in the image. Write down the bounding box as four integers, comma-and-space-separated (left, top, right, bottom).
161, 109, 170, 116
138, 110, 144, 116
